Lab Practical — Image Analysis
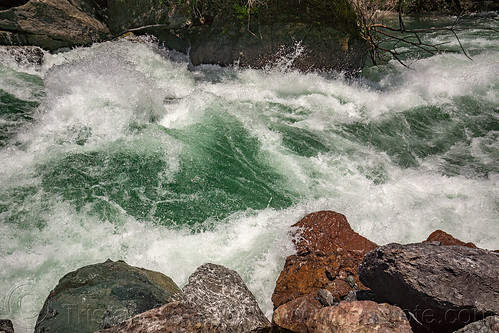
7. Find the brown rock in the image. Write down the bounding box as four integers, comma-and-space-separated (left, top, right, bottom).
273, 294, 323, 333
292, 211, 378, 255
307, 300, 412, 333
0, 0, 110, 51
272, 211, 378, 309
424, 230, 476, 248
97, 301, 219, 333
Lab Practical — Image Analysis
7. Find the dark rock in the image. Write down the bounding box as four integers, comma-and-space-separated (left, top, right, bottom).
0, 319, 14, 333
307, 300, 412, 333
0, 0, 28, 10
0, 45, 44, 66
272, 294, 322, 333
0, 0, 110, 50
182, 263, 270, 332
96, 301, 219, 333
359, 242, 499, 332
454, 315, 499, 333
188, 0, 367, 72
105, 0, 190, 53
34, 259, 181, 333
272, 211, 377, 308
424, 230, 476, 248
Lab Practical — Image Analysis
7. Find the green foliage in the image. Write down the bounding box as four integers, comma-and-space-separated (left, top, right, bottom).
233, 3, 256, 20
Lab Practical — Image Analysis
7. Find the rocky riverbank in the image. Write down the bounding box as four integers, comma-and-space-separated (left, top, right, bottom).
2, 210, 497, 332
0, 0, 367, 72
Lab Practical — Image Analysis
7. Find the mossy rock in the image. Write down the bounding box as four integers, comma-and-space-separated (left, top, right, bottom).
34, 259, 181, 333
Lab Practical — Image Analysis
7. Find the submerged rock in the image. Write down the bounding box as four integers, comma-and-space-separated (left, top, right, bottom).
99, 263, 270, 333
424, 230, 477, 248
272, 211, 377, 309
34, 259, 181, 333
455, 315, 499, 333
359, 242, 499, 332
0, 0, 110, 51
307, 300, 412, 333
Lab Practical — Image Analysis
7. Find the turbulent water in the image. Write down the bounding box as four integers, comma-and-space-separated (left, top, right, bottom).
1, 12, 498, 332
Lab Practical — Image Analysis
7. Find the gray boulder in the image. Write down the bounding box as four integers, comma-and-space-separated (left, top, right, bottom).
358, 242, 499, 332
34, 259, 181, 333
0, 0, 110, 51
182, 263, 271, 332
455, 316, 499, 333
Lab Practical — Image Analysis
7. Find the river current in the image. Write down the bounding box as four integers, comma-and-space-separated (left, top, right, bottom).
1, 12, 498, 332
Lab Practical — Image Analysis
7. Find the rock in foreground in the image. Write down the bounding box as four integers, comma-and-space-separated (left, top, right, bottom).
99, 263, 270, 333
455, 315, 499, 333
34, 259, 181, 333
97, 301, 219, 333
182, 263, 270, 332
272, 211, 377, 309
359, 242, 499, 332
307, 300, 412, 333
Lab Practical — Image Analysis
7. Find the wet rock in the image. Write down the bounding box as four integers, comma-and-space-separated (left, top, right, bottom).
272, 252, 353, 308
272, 294, 323, 333
182, 263, 270, 332
272, 211, 377, 308
0, 319, 14, 333
96, 301, 219, 333
0, 0, 110, 50
359, 242, 499, 332
454, 315, 499, 333
34, 259, 181, 333
292, 211, 378, 255
0, 46, 44, 66
424, 230, 476, 248
307, 300, 412, 333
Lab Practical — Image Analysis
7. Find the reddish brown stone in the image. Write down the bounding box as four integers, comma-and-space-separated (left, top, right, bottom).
272, 254, 340, 308
272, 211, 378, 309
292, 211, 378, 255
97, 301, 219, 333
272, 294, 323, 333
307, 300, 412, 333
424, 230, 476, 248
